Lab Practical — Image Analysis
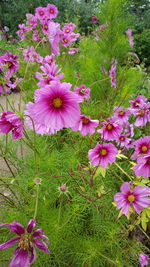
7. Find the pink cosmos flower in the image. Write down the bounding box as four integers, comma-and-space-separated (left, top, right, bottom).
91, 15, 98, 23
113, 106, 130, 125
134, 155, 150, 178
129, 37, 134, 47
129, 94, 147, 113
32, 52, 43, 64
114, 182, 150, 215
17, 24, 28, 40
125, 29, 132, 37
88, 143, 118, 168
134, 103, 150, 127
25, 81, 81, 134
139, 253, 149, 267
46, 4, 58, 19
0, 111, 23, 140
23, 46, 35, 61
35, 7, 47, 21
72, 115, 99, 136
6, 78, 23, 89
26, 14, 37, 30
61, 34, 72, 47
59, 184, 67, 192
123, 122, 134, 137
62, 23, 76, 34
109, 60, 117, 88
0, 85, 11, 94
0, 219, 50, 267
74, 84, 91, 102
70, 33, 80, 42
48, 21, 61, 55
32, 30, 41, 42
0, 51, 19, 79
98, 118, 122, 141
68, 48, 79, 55
131, 136, 150, 160
43, 54, 55, 66
116, 134, 131, 147
42, 20, 50, 35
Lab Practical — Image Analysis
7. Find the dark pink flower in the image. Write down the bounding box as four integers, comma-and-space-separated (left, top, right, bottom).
42, 20, 50, 35
116, 134, 131, 148
74, 84, 91, 102
134, 155, 150, 178
43, 54, 55, 66
134, 103, 150, 127
25, 81, 81, 134
61, 34, 72, 47
129, 94, 147, 113
62, 23, 76, 34
0, 219, 50, 267
46, 4, 58, 19
139, 253, 149, 267
114, 182, 150, 215
26, 14, 37, 30
35, 7, 47, 20
0, 111, 23, 140
0, 51, 19, 79
98, 118, 122, 141
131, 136, 150, 160
88, 143, 118, 168
91, 15, 98, 23
72, 115, 99, 136
32, 30, 41, 42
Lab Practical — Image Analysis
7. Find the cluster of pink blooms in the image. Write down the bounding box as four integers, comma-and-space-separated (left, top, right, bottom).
0, 219, 50, 267
109, 59, 117, 88
0, 111, 23, 140
17, 3, 80, 56
0, 51, 21, 94
139, 253, 149, 267
23, 46, 43, 63
125, 29, 134, 47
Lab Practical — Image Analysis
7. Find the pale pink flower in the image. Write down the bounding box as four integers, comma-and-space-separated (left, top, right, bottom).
139, 253, 149, 267
114, 182, 150, 215
17, 24, 28, 40
88, 143, 118, 168
26, 14, 37, 30
98, 118, 122, 141
74, 84, 90, 102
68, 48, 79, 55
113, 106, 130, 125
134, 155, 150, 178
134, 103, 150, 127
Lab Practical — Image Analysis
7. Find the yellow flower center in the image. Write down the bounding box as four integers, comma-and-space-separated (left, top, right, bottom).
138, 110, 145, 116
80, 89, 86, 94
52, 98, 63, 108
66, 29, 70, 33
141, 145, 148, 152
44, 25, 48, 29
18, 234, 32, 250
120, 137, 125, 141
119, 111, 124, 116
48, 60, 52, 64
50, 9, 54, 13
100, 148, 107, 156
82, 117, 89, 124
63, 39, 68, 43
134, 101, 139, 107
40, 11, 44, 15
7, 62, 12, 68
107, 123, 113, 131
128, 194, 135, 203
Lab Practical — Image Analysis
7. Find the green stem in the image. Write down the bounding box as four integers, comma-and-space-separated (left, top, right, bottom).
34, 184, 39, 219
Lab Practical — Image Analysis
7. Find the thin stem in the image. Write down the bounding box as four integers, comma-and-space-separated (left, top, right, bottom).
98, 251, 119, 266
114, 162, 132, 181
34, 184, 39, 219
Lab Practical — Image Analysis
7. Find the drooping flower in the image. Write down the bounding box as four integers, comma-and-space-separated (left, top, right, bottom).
0, 51, 19, 79
48, 21, 61, 55
114, 182, 150, 216
0, 111, 23, 140
46, 4, 58, 19
88, 143, 118, 168
72, 115, 99, 136
74, 84, 91, 102
0, 219, 50, 267
134, 103, 150, 127
25, 81, 81, 134
0, 85, 11, 94
134, 155, 150, 178
131, 136, 150, 160
98, 118, 122, 141
139, 253, 149, 267
113, 106, 130, 125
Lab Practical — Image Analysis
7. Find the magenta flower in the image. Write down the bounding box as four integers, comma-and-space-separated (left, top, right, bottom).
88, 143, 118, 168
59, 184, 67, 192
23, 46, 35, 62
139, 253, 149, 267
131, 136, 150, 160
35, 7, 46, 20
72, 115, 99, 136
98, 119, 122, 141
32, 30, 41, 42
42, 20, 49, 35
62, 23, 76, 34
0, 51, 19, 79
125, 29, 132, 37
46, 4, 58, 19
114, 182, 150, 215
26, 14, 37, 30
91, 15, 98, 23
61, 34, 72, 47
74, 84, 91, 102
6, 78, 23, 89
0, 111, 23, 140
48, 21, 61, 55
43, 54, 55, 66
0, 219, 50, 267
123, 122, 134, 137
17, 24, 28, 40
25, 81, 81, 134
113, 106, 130, 125
134, 103, 150, 127
129, 94, 147, 113
68, 48, 79, 55
109, 61, 117, 88
0, 85, 11, 94
116, 134, 131, 148
134, 155, 150, 178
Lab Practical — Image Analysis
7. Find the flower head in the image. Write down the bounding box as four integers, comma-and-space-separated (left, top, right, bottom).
72, 115, 99, 136
0, 111, 23, 140
35, 7, 47, 20
88, 143, 118, 168
0, 219, 50, 267
131, 136, 150, 160
46, 4, 58, 19
134, 155, 150, 178
91, 15, 98, 23
25, 81, 81, 134
98, 118, 122, 141
74, 84, 91, 102
113, 106, 130, 125
114, 182, 150, 216
48, 21, 61, 55
134, 103, 150, 127
0, 51, 19, 79
139, 253, 149, 267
